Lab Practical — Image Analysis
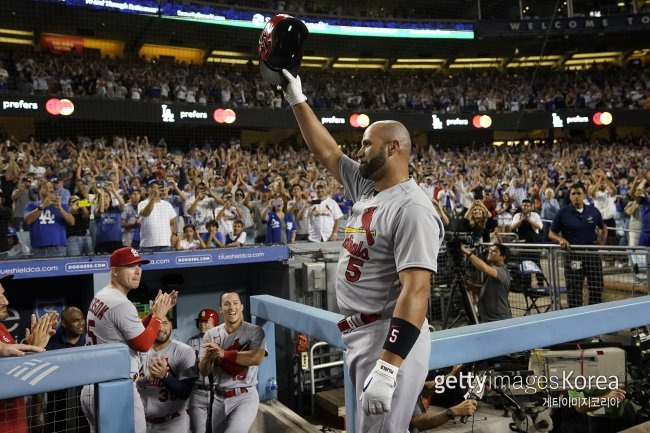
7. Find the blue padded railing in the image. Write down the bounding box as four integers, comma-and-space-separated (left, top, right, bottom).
251, 294, 650, 433
0, 343, 135, 433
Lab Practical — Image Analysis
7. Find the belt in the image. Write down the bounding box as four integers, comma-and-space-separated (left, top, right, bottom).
337, 313, 380, 333
215, 387, 250, 398
197, 385, 211, 391
146, 412, 180, 425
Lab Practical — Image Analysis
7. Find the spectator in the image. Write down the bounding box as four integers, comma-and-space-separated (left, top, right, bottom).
24, 180, 75, 257
138, 179, 177, 252
93, 183, 125, 254
176, 224, 206, 250
540, 186, 560, 242
0, 188, 10, 254
66, 195, 92, 257
589, 170, 618, 245
121, 188, 141, 249
204, 219, 225, 248
185, 183, 218, 241
287, 184, 310, 241
6, 227, 29, 258
225, 219, 246, 247
307, 181, 342, 242
549, 183, 607, 308
262, 197, 296, 245
509, 198, 543, 243
215, 192, 241, 239
10, 175, 34, 231
464, 201, 493, 243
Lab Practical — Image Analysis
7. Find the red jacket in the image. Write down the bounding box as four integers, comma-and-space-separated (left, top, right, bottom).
0, 323, 27, 433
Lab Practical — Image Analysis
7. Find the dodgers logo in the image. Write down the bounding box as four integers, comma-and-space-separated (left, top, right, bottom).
34, 298, 65, 328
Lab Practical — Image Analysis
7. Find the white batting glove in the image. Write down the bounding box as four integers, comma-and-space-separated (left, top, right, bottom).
360, 359, 398, 415
280, 69, 307, 106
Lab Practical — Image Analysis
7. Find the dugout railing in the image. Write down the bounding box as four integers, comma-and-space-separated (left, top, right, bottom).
251, 294, 650, 433
0, 344, 134, 433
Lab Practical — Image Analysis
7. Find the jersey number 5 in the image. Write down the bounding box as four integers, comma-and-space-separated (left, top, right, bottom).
345, 258, 364, 282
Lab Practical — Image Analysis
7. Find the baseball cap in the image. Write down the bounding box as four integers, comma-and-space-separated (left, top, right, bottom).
196, 308, 219, 324
110, 247, 150, 268
147, 179, 163, 187
69, 195, 80, 203
315, 181, 326, 189
7, 227, 17, 237
522, 198, 532, 204
0, 274, 14, 283
484, 187, 493, 193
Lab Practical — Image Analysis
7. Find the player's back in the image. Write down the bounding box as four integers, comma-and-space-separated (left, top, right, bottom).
86, 286, 145, 376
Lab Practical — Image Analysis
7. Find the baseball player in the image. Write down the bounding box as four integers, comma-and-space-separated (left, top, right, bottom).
187, 308, 219, 433
137, 314, 196, 433
281, 70, 444, 432
198, 292, 266, 433
80, 247, 177, 433
1, 274, 54, 433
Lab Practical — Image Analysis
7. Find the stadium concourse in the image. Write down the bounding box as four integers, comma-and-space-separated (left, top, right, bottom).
1, 0, 650, 432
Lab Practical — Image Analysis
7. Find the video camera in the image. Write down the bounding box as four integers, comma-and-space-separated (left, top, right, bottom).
445, 232, 475, 268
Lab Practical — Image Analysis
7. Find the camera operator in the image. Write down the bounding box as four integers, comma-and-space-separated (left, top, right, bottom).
460, 243, 512, 323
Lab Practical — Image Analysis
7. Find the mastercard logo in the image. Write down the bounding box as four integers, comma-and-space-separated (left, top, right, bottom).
472, 114, 492, 129
46, 98, 74, 116
350, 113, 370, 128
213, 108, 236, 124
592, 111, 612, 126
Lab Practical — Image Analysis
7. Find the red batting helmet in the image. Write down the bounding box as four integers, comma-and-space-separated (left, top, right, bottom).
258, 14, 308, 87
196, 309, 219, 325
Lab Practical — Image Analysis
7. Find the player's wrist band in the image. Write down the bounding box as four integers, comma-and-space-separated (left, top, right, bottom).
223, 350, 237, 363
382, 317, 421, 360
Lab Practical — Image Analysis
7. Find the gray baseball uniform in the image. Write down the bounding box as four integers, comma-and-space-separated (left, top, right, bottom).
81, 286, 153, 433
199, 322, 266, 433
187, 333, 211, 433
138, 339, 196, 433
337, 155, 444, 433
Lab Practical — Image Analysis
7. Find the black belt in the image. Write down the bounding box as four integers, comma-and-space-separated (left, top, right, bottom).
337, 313, 380, 333
146, 412, 180, 424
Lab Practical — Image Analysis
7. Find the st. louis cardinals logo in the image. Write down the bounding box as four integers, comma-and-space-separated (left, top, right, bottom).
220, 338, 252, 380
344, 206, 378, 246
342, 206, 378, 282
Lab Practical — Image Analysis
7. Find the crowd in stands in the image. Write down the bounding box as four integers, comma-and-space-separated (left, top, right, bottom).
0, 133, 648, 259
1, 50, 648, 113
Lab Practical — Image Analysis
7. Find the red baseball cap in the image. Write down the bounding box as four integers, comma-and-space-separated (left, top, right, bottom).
110, 247, 150, 268
0, 274, 14, 283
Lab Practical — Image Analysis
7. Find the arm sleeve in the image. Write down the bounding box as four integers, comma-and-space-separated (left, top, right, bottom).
393, 203, 444, 273
338, 155, 374, 202
549, 211, 561, 234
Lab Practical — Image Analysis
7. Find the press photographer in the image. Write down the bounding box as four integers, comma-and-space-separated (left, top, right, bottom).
460, 243, 512, 323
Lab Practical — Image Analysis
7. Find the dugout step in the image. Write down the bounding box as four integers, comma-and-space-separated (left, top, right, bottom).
314, 388, 346, 430
252, 400, 322, 432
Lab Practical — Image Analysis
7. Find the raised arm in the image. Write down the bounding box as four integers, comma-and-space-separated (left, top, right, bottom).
282, 70, 344, 184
